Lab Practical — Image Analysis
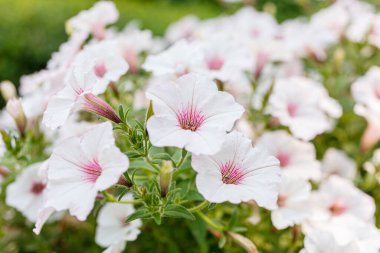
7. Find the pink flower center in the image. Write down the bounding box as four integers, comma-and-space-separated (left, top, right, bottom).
277, 194, 287, 207
220, 161, 245, 185
177, 106, 205, 131
92, 23, 106, 40
207, 55, 224, 70
94, 63, 107, 78
375, 87, 380, 99
81, 160, 102, 183
287, 103, 298, 117
123, 48, 139, 74
30, 182, 46, 195
329, 200, 347, 216
276, 152, 290, 168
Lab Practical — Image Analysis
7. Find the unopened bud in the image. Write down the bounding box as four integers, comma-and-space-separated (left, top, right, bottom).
82, 93, 122, 124
333, 48, 345, 70
118, 175, 133, 187
160, 160, 173, 198
227, 232, 258, 253
6, 98, 27, 135
0, 81, 16, 101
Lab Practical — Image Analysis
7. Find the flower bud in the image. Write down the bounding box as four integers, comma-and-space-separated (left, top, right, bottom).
227, 231, 258, 253
0, 81, 16, 101
160, 160, 173, 198
6, 98, 27, 135
82, 93, 122, 124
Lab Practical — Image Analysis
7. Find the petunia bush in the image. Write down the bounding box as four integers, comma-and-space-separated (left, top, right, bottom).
0, 0, 380, 252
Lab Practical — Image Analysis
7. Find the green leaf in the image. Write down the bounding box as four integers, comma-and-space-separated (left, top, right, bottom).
218, 234, 227, 248
126, 208, 150, 222
152, 212, 162, 225
164, 204, 195, 220
145, 101, 154, 123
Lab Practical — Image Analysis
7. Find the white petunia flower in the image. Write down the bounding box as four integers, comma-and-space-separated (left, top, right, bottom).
42, 42, 127, 129
95, 194, 142, 253
165, 15, 200, 43
146, 73, 244, 155
142, 40, 204, 77
256, 130, 321, 180
42, 122, 128, 222
352, 66, 380, 115
192, 131, 281, 209
354, 105, 380, 151
300, 229, 361, 253
66, 1, 119, 40
6, 162, 48, 222
305, 176, 375, 230
321, 148, 356, 180
267, 77, 342, 140
271, 176, 311, 229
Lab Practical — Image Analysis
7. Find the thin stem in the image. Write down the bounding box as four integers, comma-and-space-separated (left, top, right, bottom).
102, 191, 142, 205
176, 150, 188, 169
189, 200, 209, 213
197, 211, 224, 231
145, 156, 160, 171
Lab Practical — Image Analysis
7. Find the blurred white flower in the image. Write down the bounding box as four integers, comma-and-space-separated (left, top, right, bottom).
305, 176, 375, 230
165, 15, 200, 43
6, 162, 47, 222
321, 148, 356, 180
146, 73, 244, 155
192, 131, 281, 208
354, 105, 380, 151
271, 176, 311, 229
352, 66, 380, 115
42, 122, 128, 221
143, 40, 204, 77
0, 137, 5, 158
256, 130, 321, 181
66, 1, 119, 40
95, 194, 142, 253
267, 77, 342, 140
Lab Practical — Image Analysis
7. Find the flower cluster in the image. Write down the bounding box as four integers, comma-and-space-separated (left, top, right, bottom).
1, 0, 380, 252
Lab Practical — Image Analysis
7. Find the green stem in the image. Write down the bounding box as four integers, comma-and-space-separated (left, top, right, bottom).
197, 211, 224, 231
145, 156, 160, 171
189, 200, 209, 213
102, 191, 142, 205
176, 150, 188, 169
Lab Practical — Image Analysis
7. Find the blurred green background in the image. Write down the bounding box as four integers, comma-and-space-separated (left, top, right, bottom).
0, 0, 379, 105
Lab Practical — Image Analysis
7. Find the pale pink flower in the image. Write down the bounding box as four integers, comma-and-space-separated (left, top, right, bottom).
192, 131, 281, 208
146, 73, 244, 155
142, 40, 204, 77
321, 148, 356, 180
95, 194, 142, 252
42, 122, 128, 222
267, 77, 342, 140
271, 176, 311, 229
66, 1, 119, 40
305, 176, 375, 229
256, 131, 321, 180
6, 162, 48, 222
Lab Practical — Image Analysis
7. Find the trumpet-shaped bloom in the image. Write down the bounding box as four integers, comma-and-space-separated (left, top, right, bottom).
305, 176, 375, 229
192, 131, 281, 209
6, 162, 47, 222
146, 73, 244, 155
66, 1, 119, 40
321, 148, 356, 180
267, 77, 342, 140
271, 176, 311, 229
43, 41, 127, 129
43, 122, 129, 221
256, 130, 321, 180
95, 194, 142, 252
